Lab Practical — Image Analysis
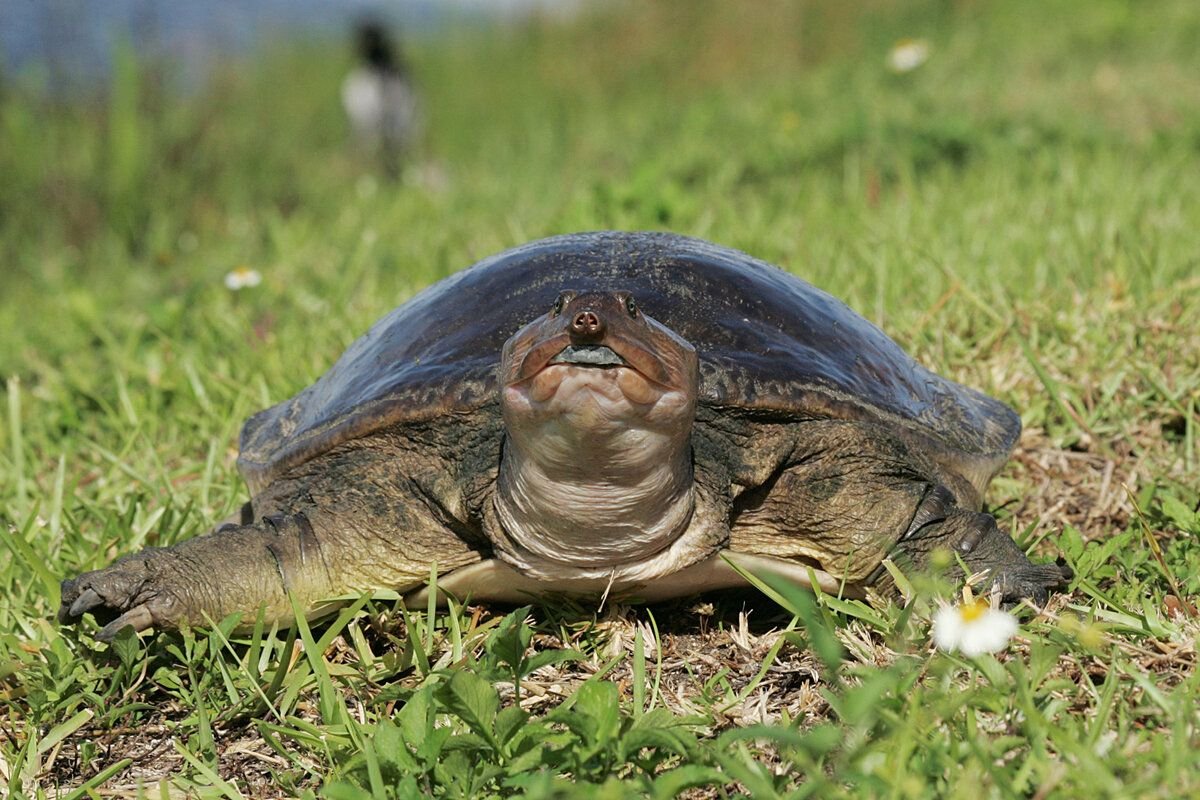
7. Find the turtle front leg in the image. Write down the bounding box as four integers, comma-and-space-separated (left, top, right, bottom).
59, 515, 340, 640
60, 504, 484, 641
895, 503, 1072, 605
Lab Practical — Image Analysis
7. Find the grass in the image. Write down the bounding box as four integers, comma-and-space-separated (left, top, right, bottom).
1, 0, 1199, 795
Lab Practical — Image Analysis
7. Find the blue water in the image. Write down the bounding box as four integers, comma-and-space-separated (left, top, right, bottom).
0, 0, 567, 90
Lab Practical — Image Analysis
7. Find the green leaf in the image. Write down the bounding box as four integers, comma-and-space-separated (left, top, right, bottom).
414, 727, 453, 768
372, 718, 417, 774
441, 732, 494, 753
573, 680, 621, 747
625, 707, 705, 757
494, 704, 529, 748
621, 726, 695, 759
485, 604, 533, 676
396, 686, 434, 750
439, 669, 500, 749
109, 626, 143, 671
1161, 494, 1199, 534
36, 709, 94, 756
505, 742, 553, 776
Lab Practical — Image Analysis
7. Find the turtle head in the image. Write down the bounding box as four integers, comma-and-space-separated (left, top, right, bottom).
493, 290, 700, 578
500, 290, 698, 439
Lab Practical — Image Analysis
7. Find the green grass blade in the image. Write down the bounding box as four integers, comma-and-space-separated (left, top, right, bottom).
6, 376, 25, 509
1, 505, 61, 602
287, 591, 345, 726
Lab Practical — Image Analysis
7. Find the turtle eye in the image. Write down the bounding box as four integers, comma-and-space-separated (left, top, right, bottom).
551, 295, 565, 317
625, 296, 638, 318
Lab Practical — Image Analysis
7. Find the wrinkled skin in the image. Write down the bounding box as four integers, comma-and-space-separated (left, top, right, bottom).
493, 291, 706, 583
60, 253, 1069, 642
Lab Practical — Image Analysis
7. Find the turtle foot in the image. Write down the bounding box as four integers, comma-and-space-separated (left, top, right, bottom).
989, 557, 1073, 607
900, 506, 1073, 605
59, 553, 187, 641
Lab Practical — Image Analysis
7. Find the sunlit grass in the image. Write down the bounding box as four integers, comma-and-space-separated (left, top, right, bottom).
2, 0, 1199, 796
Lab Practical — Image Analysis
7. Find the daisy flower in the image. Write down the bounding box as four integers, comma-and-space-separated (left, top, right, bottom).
224, 266, 262, 291
887, 39, 930, 73
932, 587, 1018, 656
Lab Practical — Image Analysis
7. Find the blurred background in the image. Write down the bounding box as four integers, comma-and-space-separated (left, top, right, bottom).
1, 0, 1198, 382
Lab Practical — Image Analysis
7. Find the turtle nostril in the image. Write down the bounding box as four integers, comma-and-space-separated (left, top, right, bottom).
570, 310, 604, 341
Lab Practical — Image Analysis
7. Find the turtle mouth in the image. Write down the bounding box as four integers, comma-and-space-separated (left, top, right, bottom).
549, 345, 629, 368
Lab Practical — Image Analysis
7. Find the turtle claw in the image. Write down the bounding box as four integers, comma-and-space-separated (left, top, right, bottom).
67, 588, 105, 620
97, 604, 156, 641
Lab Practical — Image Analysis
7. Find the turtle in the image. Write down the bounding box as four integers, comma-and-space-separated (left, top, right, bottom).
59, 231, 1069, 641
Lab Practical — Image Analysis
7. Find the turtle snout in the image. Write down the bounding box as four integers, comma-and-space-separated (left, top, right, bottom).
570, 309, 605, 343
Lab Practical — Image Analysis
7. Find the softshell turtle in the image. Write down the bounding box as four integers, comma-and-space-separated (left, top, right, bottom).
60, 232, 1067, 640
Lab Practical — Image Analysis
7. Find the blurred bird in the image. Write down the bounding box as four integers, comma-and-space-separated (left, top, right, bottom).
342, 20, 421, 179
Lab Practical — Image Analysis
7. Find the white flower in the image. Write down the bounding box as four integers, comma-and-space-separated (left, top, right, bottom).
887, 39, 930, 73
932, 594, 1018, 656
224, 266, 262, 291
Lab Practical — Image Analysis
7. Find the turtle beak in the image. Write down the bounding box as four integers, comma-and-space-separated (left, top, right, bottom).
510, 330, 573, 383
549, 345, 628, 368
